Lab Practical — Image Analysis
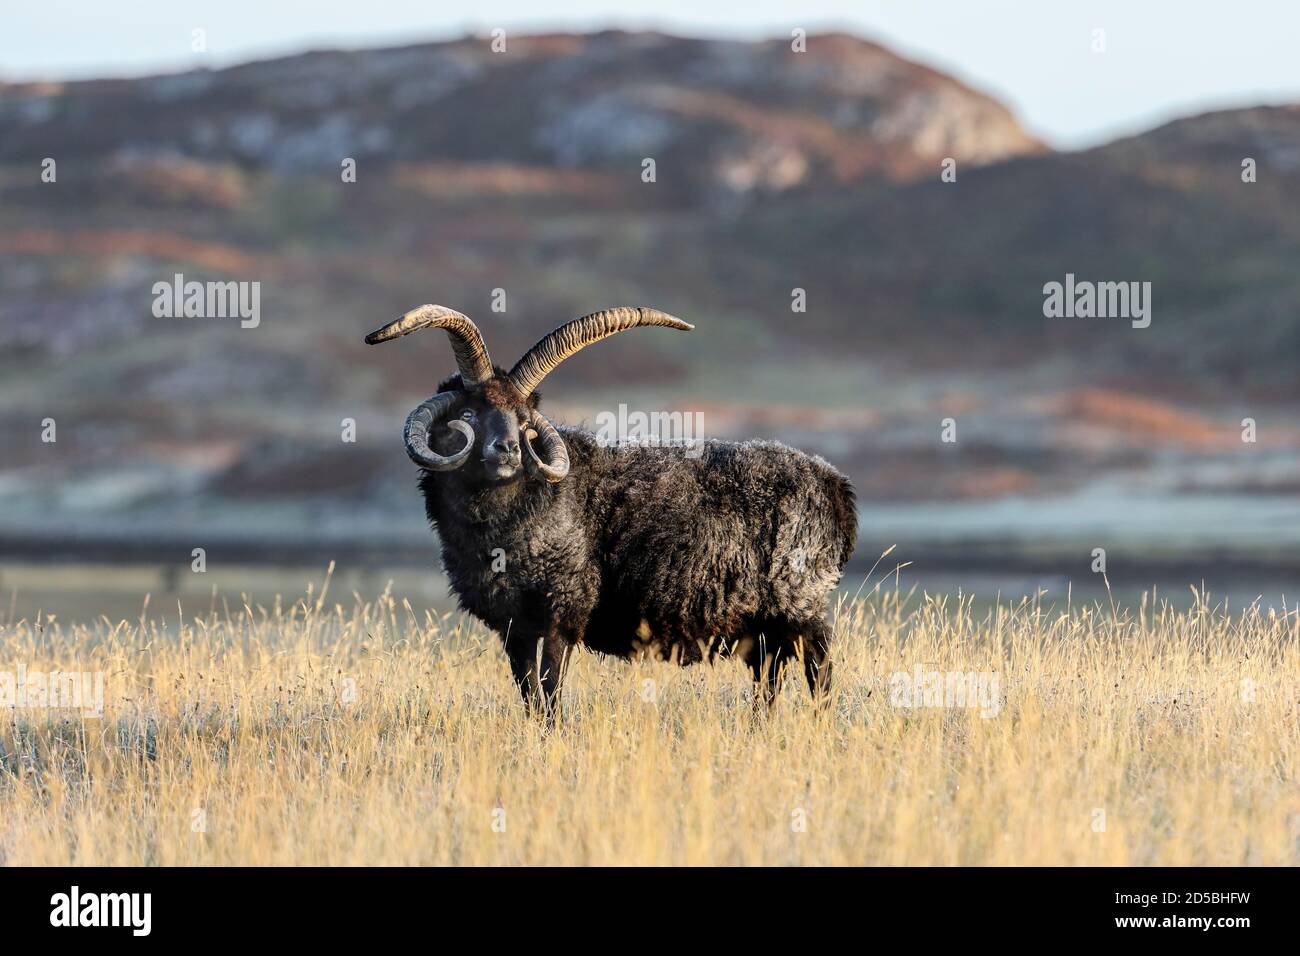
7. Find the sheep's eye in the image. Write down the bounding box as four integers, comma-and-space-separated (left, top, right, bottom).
460, 409, 476, 421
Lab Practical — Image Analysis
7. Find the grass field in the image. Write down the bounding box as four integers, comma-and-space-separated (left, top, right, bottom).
1, 571, 1297, 866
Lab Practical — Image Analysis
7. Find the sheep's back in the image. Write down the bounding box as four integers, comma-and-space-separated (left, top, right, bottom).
572, 432, 856, 636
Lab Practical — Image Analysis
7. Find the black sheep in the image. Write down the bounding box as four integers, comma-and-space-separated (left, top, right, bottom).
366, 305, 856, 719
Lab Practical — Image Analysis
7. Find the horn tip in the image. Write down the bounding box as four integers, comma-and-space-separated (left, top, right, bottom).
365, 304, 468, 345
635, 307, 694, 331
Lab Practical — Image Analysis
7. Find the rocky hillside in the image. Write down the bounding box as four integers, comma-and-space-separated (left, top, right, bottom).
0, 31, 1041, 205
704, 104, 1300, 398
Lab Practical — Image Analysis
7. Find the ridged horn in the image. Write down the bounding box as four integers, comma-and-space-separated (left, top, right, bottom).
403, 391, 474, 471
507, 307, 693, 398
523, 412, 570, 483
365, 305, 494, 387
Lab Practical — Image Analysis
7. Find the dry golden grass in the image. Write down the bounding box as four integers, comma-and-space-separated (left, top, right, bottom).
1, 573, 1297, 866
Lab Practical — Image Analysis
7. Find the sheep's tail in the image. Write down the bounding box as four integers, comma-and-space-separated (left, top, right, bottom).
826, 471, 858, 569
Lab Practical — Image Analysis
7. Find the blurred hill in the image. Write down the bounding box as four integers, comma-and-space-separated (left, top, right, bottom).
2, 30, 1299, 572
0, 31, 1039, 200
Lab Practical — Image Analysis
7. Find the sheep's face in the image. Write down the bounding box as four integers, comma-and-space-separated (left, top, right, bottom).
427, 375, 539, 485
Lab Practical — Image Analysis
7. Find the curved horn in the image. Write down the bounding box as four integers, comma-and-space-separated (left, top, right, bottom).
507, 307, 693, 398
365, 305, 494, 387
523, 412, 570, 483
404, 391, 475, 471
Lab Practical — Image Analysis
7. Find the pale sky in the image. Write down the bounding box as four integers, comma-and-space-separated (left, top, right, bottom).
4, 0, 1299, 148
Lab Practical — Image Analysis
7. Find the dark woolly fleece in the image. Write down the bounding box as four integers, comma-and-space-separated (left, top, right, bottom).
417, 372, 857, 714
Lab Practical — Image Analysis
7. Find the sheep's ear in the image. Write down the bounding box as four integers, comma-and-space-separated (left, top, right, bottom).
527, 389, 541, 410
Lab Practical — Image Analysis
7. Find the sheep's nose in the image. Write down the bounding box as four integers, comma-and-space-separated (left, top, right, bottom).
488, 437, 520, 458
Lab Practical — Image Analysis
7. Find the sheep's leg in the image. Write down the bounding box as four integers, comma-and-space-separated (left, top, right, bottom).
747, 636, 788, 711
503, 628, 572, 723
798, 619, 834, 707
505, 638, 541, 714
537, 631, 573, 726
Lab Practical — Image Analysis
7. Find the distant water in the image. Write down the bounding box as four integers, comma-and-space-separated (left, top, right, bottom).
857, 490, 1300, 555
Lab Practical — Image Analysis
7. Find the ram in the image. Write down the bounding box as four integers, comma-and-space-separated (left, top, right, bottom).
366, 305, 857, 719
